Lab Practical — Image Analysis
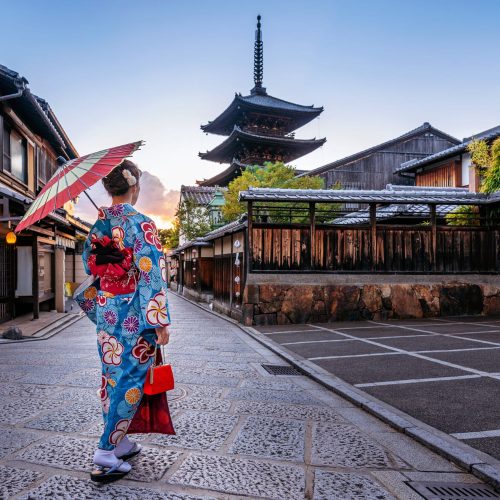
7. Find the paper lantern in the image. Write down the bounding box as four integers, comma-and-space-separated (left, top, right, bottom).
5, 231, 17, 245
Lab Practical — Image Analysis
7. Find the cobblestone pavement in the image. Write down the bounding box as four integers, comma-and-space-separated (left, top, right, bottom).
0, 294, 487, 499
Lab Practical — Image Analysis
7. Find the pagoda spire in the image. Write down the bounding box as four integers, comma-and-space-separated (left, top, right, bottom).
251, 15, 266, 95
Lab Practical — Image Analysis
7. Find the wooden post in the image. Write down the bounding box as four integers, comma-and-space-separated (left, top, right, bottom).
247, 201, 253, 272
430, 204, 437, 272
32, 235, 39, 320
309, 202, 316, 269
369, 203, 377, 270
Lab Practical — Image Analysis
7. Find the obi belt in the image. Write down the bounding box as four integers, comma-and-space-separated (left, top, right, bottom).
87, 235, 138, 295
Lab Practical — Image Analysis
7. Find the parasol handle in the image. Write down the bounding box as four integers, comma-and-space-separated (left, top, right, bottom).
83, 190, 99, 211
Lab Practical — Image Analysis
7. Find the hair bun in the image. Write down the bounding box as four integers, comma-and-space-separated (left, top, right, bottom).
122, 168, 137, 186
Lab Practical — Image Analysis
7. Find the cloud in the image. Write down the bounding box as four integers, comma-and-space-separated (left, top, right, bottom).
73, 170, 180, 229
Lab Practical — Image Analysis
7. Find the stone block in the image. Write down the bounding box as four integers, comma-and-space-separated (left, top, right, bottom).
313, 470, 394, 500
311, 422, 407, 468
327, 286, 361, 321
0, 465, 43, 498
19, 436, 180, 482
254, 313, 277, 325
440, 284, 483, 316
0, 429, 43, 458
19, 474, 213, 500
277, 312, 292, 325
259, 284, 285, 303
226, 388, 324, 406
361, 285, 383, 316
168, 454, 305, 499
483, 294, 500, 315
282, 286, 314, 323
390, 285, 423, 319
151, 410, 237, 452
2, 326, 22, 340
241, 303, 254, 326
232, 401, 345, 422
243, 284, 259, 304
229, 415, 305, 461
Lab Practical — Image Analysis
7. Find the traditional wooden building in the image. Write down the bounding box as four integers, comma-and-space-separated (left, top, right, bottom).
178, 185, 227, 245
301, 122, 460, 190
198, 16, 325, 187
0, 64, 87, 322
395, 125, 500, 191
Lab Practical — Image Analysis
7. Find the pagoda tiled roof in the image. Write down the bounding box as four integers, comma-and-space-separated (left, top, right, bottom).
201, 92, 323, 136
395, 124, 500, 175
197, 160, 249, 187
199, 126, 326, 164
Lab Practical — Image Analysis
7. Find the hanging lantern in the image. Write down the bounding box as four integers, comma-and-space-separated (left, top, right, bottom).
5, 231, 17, 245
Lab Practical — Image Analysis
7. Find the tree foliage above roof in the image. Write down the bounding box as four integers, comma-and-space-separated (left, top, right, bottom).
469, 137, 500, 194
222, 162, 325, 222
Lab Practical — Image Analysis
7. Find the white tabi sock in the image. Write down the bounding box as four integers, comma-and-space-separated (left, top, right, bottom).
93, 448, 132, 472
114, 435, 136, 457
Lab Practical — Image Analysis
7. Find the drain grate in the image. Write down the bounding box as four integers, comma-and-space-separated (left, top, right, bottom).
407, 481, 500, 499
261, 364, 301, 376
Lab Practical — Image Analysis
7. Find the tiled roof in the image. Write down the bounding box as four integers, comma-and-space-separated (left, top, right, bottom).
332, 203, 456, 225
202, 214, 247, 241
299, 122, 460, 178
0, 64, 77, 158
396, 125, 500, 174
238, 93, 322, 113
199, 126, 326, 164
238, 186, 492, 205
201, 93, 323, 136
180, 185, 226, 205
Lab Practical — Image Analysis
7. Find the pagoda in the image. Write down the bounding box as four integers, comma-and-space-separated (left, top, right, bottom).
198, 15, 326, 187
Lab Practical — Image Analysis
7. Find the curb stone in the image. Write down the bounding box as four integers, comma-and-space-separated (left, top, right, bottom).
170, 290, 500, 492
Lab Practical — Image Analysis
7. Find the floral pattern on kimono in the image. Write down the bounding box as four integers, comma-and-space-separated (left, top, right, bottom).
76, 203, 173, 450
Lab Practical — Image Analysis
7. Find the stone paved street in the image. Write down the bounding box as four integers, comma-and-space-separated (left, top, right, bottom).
0, 293, 488, 499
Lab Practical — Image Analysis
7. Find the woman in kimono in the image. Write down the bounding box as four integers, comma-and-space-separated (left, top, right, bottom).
76, 160, 174, 483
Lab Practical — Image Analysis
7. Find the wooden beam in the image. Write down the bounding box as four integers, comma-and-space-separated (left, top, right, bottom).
32, 235, 39, 320
369, 203, 377, 270
430, 204, 437, 271
247, 201, 253, 272
309, 202, 316, 270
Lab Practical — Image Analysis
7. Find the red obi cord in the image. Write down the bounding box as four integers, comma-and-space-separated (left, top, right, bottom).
87, 235, 138, 295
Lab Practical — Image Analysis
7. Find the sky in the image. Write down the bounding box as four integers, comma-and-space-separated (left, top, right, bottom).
2, 0, 499, 227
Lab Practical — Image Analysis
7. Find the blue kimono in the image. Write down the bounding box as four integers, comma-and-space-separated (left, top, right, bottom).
75, 203, 171, 450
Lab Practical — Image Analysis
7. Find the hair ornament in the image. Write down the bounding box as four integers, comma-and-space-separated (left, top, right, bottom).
122, 168, 137, 186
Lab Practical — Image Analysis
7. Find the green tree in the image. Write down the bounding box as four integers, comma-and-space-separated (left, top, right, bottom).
446, 138, 500, 226
158, 222, 180, 250
469, 137, 500, 193
222, 162, 325, 222
176, 198, 211, 241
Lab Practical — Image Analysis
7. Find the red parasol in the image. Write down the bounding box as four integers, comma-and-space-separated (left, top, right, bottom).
15, 141, 143, 233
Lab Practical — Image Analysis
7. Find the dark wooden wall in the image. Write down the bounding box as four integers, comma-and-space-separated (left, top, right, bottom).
251, 224, 500, 273
319, 134, 458, 190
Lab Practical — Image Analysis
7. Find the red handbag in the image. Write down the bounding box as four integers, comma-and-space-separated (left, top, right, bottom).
143, 345, 175, 395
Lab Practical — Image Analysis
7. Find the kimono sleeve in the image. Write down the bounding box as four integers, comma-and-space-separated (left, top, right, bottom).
133, 218, 171, 328
74, 220, 105, 324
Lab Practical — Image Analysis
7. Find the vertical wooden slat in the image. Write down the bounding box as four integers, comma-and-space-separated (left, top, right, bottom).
309, 202, 316, 270
430, 204, 437, 272
247, 201, 253, 270
32, 236, 39, 320
369, 204, 376, 270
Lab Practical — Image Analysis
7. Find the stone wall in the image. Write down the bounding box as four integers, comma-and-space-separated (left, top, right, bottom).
242, 275, 500, 326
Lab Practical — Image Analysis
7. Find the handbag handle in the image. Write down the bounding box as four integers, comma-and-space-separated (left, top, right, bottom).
148, 343, 166, 384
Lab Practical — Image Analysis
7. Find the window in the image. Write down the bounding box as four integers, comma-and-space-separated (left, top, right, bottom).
2, 123, 27, 183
